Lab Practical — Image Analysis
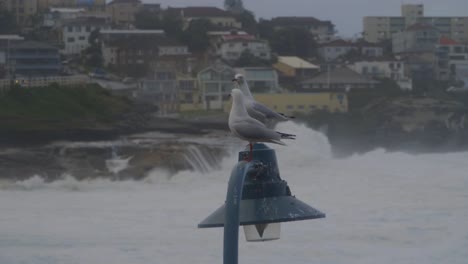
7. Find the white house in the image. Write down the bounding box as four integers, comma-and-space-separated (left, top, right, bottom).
348, 59, 413, 90
217, 35, 271, 62
62, 17, 109, 55
318, 39, 384, 62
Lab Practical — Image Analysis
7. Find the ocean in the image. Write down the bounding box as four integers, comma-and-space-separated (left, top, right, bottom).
0, 122, 467, 264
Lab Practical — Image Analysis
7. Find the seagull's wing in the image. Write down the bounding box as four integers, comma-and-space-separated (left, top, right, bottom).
231, 119, 285, 145
249, 100, 288, 121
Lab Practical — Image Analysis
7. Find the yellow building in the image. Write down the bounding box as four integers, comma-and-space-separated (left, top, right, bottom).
273, 56, 319, 79
223, 92, 348, 114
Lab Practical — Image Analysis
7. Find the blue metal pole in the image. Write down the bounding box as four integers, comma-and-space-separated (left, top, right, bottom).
223, 161, 252, 264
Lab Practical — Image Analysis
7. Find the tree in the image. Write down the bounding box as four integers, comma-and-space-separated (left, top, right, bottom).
0, 10, 17, 34
181, 19, 214, 53
235, 10, 257, 34
161, 11, 183, 39
269, 27, 317, 58
83, 29, 103, 68
234, 50, 270, 67
225, 0, 244, 14
135, 10, 162, 29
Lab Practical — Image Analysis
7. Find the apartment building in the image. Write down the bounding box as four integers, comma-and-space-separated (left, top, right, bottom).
168, 6, 241, 30
4, 0, 38, 26
62, 17, 109, 55
106, 0, 141, 26
363, 4, 468, 43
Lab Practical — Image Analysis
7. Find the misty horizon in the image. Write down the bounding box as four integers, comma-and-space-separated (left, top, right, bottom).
139, 0, 468, 37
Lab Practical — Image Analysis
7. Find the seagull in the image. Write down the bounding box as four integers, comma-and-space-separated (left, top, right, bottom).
229, 88, 296, 161
232, 73, 294, 126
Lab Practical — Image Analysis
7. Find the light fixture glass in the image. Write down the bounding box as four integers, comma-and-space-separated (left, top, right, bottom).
243, 223, 281, 242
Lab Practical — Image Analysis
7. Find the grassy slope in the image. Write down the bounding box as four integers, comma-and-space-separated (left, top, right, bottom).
0, 84, 131, 131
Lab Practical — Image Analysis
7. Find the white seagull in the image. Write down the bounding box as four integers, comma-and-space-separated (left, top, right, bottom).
232, 73, 294, 126
229, 88, 296, 161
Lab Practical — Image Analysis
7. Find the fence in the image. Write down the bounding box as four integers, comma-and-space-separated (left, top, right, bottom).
0, 75, 89, 90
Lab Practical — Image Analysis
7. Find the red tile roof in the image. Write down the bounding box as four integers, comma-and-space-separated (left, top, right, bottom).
439, 36, 459, 45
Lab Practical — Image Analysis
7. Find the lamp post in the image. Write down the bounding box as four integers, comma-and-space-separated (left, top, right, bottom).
198, 143, 325, 264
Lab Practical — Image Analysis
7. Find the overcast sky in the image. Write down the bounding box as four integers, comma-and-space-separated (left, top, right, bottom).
143, 0, 468, 37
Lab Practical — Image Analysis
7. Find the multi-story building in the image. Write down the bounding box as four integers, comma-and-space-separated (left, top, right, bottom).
62, 17, 109, 55
217, 34, 270, 62
9, 41, 62, 76
270, 16, 335, 42
168, 6, 241, 30
106, 0, 141, 26
435, 36, 468, 81
392, 24, 440, 54
197, 61, 235, 110
4, 0, 38, 26
317, 39, 384, 62
364, 4, 468, 43
348, 58, 412, 90
0, 35, 24, 78
101, 30, 188, 73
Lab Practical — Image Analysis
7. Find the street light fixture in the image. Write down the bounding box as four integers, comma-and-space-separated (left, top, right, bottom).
198, 143, 325, 264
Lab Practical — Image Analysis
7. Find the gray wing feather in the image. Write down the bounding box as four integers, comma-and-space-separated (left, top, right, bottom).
231, 120, 282, 143
250, 101, 288, 121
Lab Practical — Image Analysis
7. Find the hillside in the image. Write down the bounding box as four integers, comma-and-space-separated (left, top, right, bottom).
0, 84, 132, 131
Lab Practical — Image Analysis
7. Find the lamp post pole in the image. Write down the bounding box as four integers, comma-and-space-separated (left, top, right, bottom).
223, 162, 252, 264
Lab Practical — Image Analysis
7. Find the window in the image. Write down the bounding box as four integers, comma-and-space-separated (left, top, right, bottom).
86, 26, 91, 32
286, 105, 293, 110
242, 42, 248, 47
298, 105, 305, 109
67, 26, 72, 32
78, 36, 86, 41
67, 37, 75, 42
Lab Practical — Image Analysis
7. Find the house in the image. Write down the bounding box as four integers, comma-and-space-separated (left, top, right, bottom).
106, 0, 141, 26
270, 16, 335, 42
168, 7, 241, 30
4, 0, 38, 27
0, 35, 24, 78
392, 23, 440, 54
318, 39, 355, 62
136, 70, 178, 114
61, 17, 109, 55
101, 30, 189, 76
197, 62, 236, 110
318, 39, 384, 62
273, 56, 319, 80
401, 52, 437, 81
9, 41, 62, 76
435, 36, 468, 81
217, 34, 271, 62
234, 67, 280, 93
348, 58, 413, 90
43, 7, 86, 28
299, 67, 378, 91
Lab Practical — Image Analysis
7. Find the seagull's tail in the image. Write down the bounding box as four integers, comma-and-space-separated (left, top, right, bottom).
277, 131, 296, 140
279, 113, 295, 119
